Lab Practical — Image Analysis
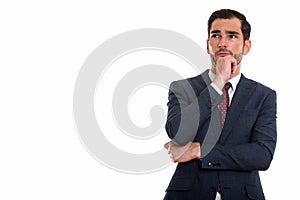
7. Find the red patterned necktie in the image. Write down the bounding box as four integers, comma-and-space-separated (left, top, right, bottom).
219, 82, 231, 127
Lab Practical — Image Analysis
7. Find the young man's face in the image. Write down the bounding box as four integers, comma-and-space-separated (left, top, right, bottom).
207, 17, 251, 73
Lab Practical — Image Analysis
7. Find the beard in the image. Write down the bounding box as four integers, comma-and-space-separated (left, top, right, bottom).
210, 48, 243, 68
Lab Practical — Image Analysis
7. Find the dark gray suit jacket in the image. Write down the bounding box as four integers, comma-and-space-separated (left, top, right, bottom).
164, 69, 277, 200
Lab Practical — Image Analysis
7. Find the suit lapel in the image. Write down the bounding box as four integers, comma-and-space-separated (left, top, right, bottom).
219, 74, 257, 144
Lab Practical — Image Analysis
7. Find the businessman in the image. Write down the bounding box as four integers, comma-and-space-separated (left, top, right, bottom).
163, 9, 277, 199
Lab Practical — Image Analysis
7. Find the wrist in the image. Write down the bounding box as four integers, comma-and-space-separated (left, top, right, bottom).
213, 77, 225, 90
192, 142, 201, 160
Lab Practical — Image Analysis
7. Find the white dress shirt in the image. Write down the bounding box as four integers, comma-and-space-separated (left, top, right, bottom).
208, 70, 241, 106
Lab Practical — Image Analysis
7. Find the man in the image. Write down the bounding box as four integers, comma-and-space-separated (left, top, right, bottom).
163, 9, 277, 200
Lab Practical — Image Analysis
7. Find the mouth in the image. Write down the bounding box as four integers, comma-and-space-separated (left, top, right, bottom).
217, 51, 231, 57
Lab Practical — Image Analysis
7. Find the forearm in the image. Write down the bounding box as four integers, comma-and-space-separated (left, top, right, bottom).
201, 90, 277, 171
165, 83, 223, 145
201, 142, 275, 171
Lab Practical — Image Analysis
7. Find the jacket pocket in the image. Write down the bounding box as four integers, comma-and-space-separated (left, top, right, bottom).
245, 184, 265, 200
166, 176, 196, 191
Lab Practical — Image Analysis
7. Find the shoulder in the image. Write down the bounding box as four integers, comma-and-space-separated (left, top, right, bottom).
241, 74, 277, 97
169, 69, 209, 92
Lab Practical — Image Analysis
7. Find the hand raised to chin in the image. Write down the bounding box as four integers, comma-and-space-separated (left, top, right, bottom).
213, 55, 237, 90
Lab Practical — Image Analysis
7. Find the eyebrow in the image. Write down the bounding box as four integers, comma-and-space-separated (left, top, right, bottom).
210, 30, 240, 35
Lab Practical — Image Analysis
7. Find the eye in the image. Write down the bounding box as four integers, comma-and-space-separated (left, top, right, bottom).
211, 34, 221, 39
229, 34, 238, 39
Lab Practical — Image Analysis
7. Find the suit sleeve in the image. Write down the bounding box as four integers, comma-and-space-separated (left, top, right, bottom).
201, 90, 277, 171
165, 80, 223, 145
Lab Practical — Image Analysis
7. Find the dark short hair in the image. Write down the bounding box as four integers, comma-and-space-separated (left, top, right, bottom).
208, 9, 251, 41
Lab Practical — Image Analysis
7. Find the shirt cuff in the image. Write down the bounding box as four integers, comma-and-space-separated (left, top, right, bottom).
210, 82, 223, 95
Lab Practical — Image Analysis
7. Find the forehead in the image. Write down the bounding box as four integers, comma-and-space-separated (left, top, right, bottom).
210, 18, 242, 33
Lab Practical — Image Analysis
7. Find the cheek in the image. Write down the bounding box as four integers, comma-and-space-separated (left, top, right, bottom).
234, 41, 244, 52
239, 44, 244, 52
207, 40, 218, 54
207, 44, 216, 54
231, 44, 244, 55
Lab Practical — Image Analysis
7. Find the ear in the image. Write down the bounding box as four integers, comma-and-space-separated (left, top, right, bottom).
206, 39, 210, 54
243, 40, 251, 55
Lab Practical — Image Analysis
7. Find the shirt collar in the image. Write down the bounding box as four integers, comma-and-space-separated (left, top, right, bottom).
208, 69, 241, 92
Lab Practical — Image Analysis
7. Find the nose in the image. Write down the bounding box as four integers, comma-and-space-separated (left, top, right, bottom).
218, 37, 227, 48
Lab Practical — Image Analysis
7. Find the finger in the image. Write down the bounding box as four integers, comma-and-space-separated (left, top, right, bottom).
230, 59, 237, 74
164, 141, 170, 149
169, 152, 177, 163
168, 143, 172, 154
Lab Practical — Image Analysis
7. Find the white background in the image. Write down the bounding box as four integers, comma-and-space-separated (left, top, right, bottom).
1, 0, 298, 199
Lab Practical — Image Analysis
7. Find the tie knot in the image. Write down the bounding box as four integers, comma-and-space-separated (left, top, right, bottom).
223, 82, 231, 92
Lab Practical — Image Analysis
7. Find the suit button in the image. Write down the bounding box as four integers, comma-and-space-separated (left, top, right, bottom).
210, 186, 216, 192
208, 162, 221, 167
209, 162, 216, 167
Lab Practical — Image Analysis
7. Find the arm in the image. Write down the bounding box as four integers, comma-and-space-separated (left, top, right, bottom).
165, 79, 223, 145
165, 78, 225, 163
166, 56, 235, 144
167, 89, 277, 169
202, 90, 277, 171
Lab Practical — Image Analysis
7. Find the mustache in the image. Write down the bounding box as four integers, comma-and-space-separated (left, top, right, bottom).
216, 48, 233, 56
